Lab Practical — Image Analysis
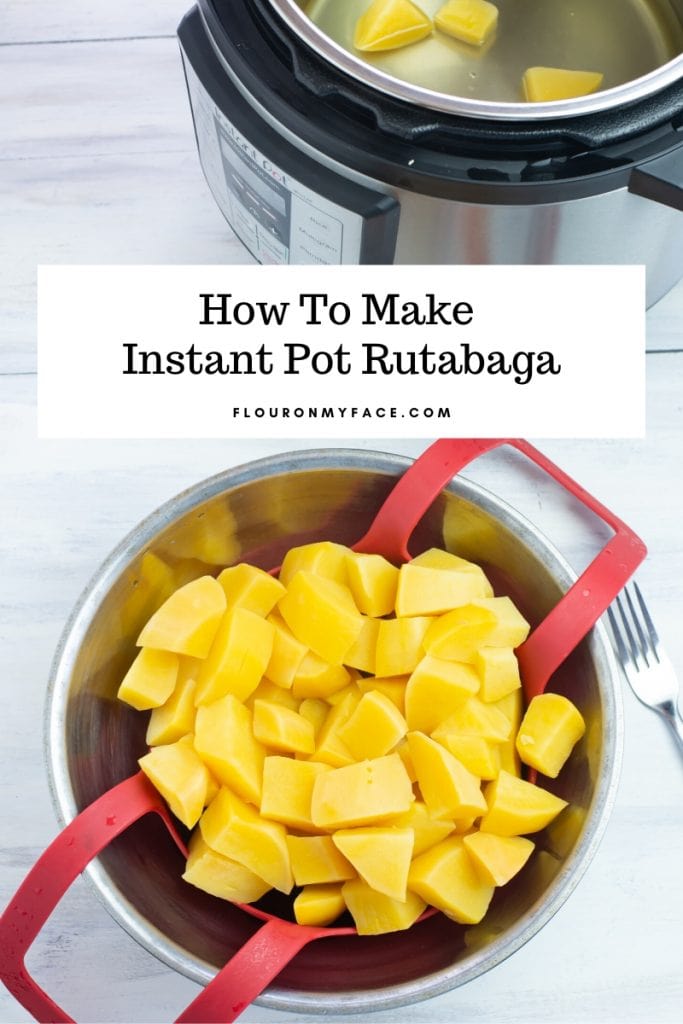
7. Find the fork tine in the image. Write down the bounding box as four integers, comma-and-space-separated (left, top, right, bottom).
607, 605, 629, 664
633, 580, 661, 655
624, 586, 652, 668
614, 592, 640, 668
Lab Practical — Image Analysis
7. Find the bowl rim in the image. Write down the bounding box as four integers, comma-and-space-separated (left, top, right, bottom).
44, 446, 623, 1014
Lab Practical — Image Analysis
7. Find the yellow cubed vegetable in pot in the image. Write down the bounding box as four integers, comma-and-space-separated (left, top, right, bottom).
354, 0, 432, 54
431, 732, 500, 780
515, 693, 586, 778
260, 755, 331, 831
278, 541, 351, 587
463, 831, 534, 887
474, 647, 521, 702
523, 67, 604, 103
434, 0, 498, 47
200, 787, 293, 893
338, 690, 407, 760
265, 611, 308, 689
395, 564, 490, 617
146, 669, 197, 746
139, 736, 209, 829
433, 696, 512, 743
408, 836, 494, 924
118, 648, 179, 711
493, 688, 524, 776
311, 753, 414, 829
194, 607, 274, 705
194, 694, 265, 806
342, 877, 426, 935
480, 770, 567, 836
216, 563, 285, 617
343, 616, 380, 674
279, 571, 364, 665
182, 831, 271, 903
391, 800, 454, 855
423, 603, 498, 661
345, 551, 399, 616
313, 690, 359, 768
333, 826, 414, 901
298, 697, 329, 737
357, 674, 407, 713
375, 616, 432, 676
287, 834, 356, 886
407, 731, 487, 819
252, 700, 316, 755
137, 575, 226, 658
292, 651, 351, 700
294, 884, 346, 927
405, 654, 480, 732
247, 678, 300, 712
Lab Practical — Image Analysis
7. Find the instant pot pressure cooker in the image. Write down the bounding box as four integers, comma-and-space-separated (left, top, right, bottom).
178, 0, 683, 303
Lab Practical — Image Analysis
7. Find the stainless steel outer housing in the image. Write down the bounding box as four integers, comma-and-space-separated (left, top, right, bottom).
46, 449, 622, 1015
274, 0, 683, 121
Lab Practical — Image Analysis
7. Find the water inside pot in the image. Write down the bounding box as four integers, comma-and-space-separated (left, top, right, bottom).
303, 0, 683, 103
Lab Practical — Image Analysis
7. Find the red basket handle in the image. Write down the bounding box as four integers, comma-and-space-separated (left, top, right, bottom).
0, 772, 185, 1023
0, 771, 344, 1024
356, 438, 647, 697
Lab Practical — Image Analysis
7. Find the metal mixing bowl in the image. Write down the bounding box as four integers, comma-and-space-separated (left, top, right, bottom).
45, 448, 622, 1015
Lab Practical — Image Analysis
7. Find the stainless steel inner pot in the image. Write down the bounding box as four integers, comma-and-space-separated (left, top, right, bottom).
46, 449, 622, 1015
274, 0, 683, 118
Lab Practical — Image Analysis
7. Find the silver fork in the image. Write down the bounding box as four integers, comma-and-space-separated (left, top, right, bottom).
607, 582, 683, 754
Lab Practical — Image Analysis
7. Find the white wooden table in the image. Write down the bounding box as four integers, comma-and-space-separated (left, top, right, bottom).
1, 3, 682, 1022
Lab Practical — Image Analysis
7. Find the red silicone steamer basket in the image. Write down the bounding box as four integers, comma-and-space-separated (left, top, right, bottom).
0, 439, 646, 1024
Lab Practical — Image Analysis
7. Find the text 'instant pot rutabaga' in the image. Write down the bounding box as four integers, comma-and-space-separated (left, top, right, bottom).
121, 291, 561, 386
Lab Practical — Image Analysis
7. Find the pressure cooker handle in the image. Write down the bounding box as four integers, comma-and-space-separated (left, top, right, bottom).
628, 148, 683, 212
356, 438, 646, 698
0, 771, 186, 1024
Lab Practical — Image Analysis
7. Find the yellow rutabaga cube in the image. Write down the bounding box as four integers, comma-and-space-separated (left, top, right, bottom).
264, 611, 308, 689
291, 651, 351, 700
395, 563, 490, 617
200, 787, 293, 893
493, 687, 524, 776
217, 563, 285, 617
433, 696, 512, 743
298, 697, 329, 737
357, 674, 407, 713
278, 541, 351, 587
431, 733, 500, 781
423, 604, 498, 662
194, 694, 265, 806
279, 571, 364, 665
354, 0, 432, 53
182, 832, 271, 904
345, 552, 399, 617
474, 647, 521, 702
411, 549, 493, 592
313, 690, 359, 768
405, 654, 480, 732
260, 756, 331, 831
391, 800, 454, 855
252, 700, 316, 755
523, 67, 604, 103
434, 0, 498, 47
294, 884, 346, 927
463, 597, 530, 648
515, 693, 586, 778
247, 678, 300, 712
311, 753, 413, 829
146, 666, 197, 746
342, 878, 426, 935
375, 616, 432, 676
480, 770, 567, 836
338, 690, 407, 760
137, 575, 226, 658
119, 551, 176, 637
333, 827, 414, 901
194, 607, 274, 705
287, 834, 356, 886
139, 736, 209, 829
463, 831, 534, 887
407, 732, 487, 819
408, 836, 494, 924
343, 616, 380, 674
118, 648, 179, 711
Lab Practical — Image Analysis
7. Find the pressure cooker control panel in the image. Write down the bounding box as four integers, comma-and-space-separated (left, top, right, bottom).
181, 29, 400, 265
